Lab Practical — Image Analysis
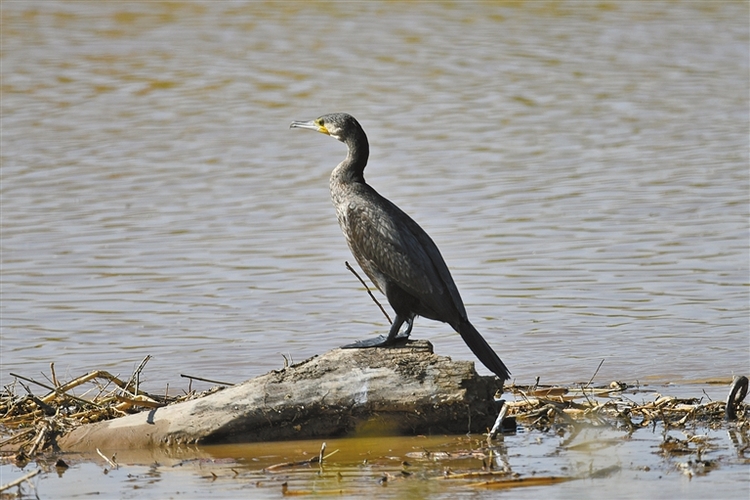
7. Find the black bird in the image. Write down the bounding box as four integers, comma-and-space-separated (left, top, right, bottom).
290, 113, 510, 382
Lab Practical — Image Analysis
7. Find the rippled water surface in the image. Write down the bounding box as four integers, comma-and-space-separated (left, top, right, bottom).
2, 1, 748, 392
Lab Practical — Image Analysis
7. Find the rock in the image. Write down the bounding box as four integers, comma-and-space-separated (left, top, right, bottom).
57, 340, 502, 450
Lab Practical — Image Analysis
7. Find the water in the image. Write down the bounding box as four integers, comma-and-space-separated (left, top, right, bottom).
2, 1, 748, 395
3, 413, 748, 500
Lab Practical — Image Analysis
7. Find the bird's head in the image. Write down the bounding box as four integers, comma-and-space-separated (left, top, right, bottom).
290, 113, 360, 143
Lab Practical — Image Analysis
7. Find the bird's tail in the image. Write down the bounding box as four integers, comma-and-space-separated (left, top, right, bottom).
455, 319, 510, 382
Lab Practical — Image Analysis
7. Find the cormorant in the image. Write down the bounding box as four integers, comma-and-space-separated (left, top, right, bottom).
290, 113, 510, 382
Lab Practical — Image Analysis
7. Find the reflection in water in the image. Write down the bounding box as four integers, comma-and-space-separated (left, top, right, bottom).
13, 420, 747, 500
1, 2, 747, 394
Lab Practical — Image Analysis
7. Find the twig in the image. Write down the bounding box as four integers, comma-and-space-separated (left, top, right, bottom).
266, 457, 319, 471
265, 448, 340, 473
96, 448, 118, 469
180, 374, 235, 386
345, 261, 391, 323
0, 468, 42, 493
318, 442, 326, 473
584, 359, 605, 389
113, 394, 163, 409
50, 363, 59, 388
488, 401, 509, 441
41, 370, 128, 402
15, 382, 55, 416
27, 422, 49, 456
125, 355, 152, 397
0, 428, 36, 448
10, 373, 101, 409
92, 376, 117, 402
27, 394, 55, 416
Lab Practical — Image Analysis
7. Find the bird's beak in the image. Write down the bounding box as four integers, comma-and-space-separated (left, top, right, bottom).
290, 119, 329, 135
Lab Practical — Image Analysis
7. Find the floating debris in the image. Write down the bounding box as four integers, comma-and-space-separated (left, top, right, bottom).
501, 380, 748, 434
0, 358, 229, 461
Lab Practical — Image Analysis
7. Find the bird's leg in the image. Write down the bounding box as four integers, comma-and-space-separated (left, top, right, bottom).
393, 315, 413, 340
341, 314, 410, 349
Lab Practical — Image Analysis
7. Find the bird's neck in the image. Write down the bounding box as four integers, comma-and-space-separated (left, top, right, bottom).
331, 134, 369, 185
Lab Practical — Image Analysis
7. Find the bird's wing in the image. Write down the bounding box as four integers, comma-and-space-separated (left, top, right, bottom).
344, 191, 466, 317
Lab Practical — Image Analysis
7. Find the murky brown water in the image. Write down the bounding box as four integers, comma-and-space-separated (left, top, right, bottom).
1, 0, 748, 497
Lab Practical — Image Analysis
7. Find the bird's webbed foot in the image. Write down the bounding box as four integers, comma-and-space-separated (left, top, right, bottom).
341, 335, 407, 349
340, 314, 413, 349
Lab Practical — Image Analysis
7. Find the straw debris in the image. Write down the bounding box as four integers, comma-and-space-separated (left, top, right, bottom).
1, 358, 224, 464
501, 376, 748, 435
